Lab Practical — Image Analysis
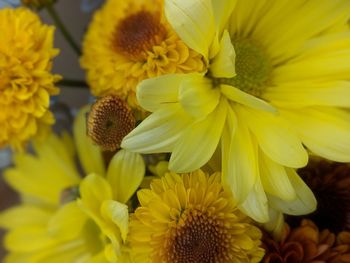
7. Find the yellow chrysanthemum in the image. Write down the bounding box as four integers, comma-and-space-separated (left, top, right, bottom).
80, 0, 205, 108
123, 0, 350, 223
0, 7, 61, 150
130, 170, 264, 263
0, 107, 145, 263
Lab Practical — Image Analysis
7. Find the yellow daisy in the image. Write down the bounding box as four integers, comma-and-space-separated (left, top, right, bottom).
80, 0, 205, 108
129, 170, 264, 263
122, 0, 350, 223
0, 107, 145, 262
0, 7, 61, 150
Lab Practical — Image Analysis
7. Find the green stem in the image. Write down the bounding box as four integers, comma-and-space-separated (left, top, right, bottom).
46, 4, 82, 56
58, 79, 87, 87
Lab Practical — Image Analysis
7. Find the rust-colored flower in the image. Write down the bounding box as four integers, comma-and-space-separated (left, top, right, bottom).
291, 159, 350, 233
327, 232, 350, 263
262, 219, 335, 263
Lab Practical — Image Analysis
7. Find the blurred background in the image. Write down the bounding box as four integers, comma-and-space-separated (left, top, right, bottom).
0, 0, 99, 258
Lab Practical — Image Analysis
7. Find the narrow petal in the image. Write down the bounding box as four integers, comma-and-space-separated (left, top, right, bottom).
73, 106, 105, 176
47, 202, 87, 240
210, 31, 236, 78
222, 109, 257, 203
239, 176, 269, 223
78, 174, 113, 220
107, 149, 145, 203
101, 200, 129, 242
259, 152, 296, 201
165, 0, 215, 58
179, 74, 220, 118
268, 168, 316, 216
169, 98, 227, 173
211, 0, 237, 34
221, 84, 277, 113
263, 208, 284, 241
282, 107, 350, 162
137, 74, 183, 112
239, 107, 308, 168
264, 81, 350, 108
121, 104, 192, 153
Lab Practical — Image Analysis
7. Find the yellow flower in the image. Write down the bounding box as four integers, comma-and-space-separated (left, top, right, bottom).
129, 170, 264, 263
0, 7, 61, 150
80, 0, 205, 108
122, 0, 350, 223
0, 106, 145, 262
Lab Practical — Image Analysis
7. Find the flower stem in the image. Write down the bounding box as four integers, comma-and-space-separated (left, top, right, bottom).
58, 79, 88, 88
45, 4, 82, 56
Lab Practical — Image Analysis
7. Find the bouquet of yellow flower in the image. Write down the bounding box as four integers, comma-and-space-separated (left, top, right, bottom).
1, 0, 350, 262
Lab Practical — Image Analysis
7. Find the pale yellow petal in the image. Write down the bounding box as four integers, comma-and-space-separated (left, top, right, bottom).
239, 107, 308, 168
222, 109, 257, 203
107, 149, 145, 203
210, 30, 236, 78
101, 200, 129, 242
169, 98, 227, 173
239, 176, 269, 223
165, 0, 215, 59
259, 152, 296, 201
137, 74, 182, 112
121, 104, 192, 153
282, 107, 350, 162
179, 74, 220, 118
264, 81, 350, 108
263, 208, 284, 241
73, 106, 105, 176
211, 0, 237, 34
268, 168, 316, 216
221, 84, 277, 113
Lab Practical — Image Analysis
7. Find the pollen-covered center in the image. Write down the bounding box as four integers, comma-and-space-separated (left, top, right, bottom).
87, 95, 135, 151
218, 39, 272, 97
114, 10, 166, 59
165, 210, 232, 263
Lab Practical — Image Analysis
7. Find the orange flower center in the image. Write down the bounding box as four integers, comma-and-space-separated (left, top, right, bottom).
114, 10, 166, 60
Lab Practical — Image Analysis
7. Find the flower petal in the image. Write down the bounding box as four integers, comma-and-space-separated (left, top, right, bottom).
268, 168, 316, 216
222, 108, 257, 203
107, 149, 145, 203
137, 74, 182, 112
211, 0, 237, 34
239, 176, 269, 223
101, 200, 129, 242
73, 106, 105, 176
210, 30, 236, 78
221, 84, 277, 113
259, 152, 296, 201
179, 74, 220, 118
165, 0, 215, 58
239, 107, 308, 168
121, 104, 192, 153
282, 107, 350, 162
169, 98, 227, 173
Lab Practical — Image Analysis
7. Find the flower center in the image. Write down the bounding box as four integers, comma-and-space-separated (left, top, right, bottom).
216, 39, 272, 97
165, 210, 232, 263
87, 95, 135, 151
113, 10, 166, 59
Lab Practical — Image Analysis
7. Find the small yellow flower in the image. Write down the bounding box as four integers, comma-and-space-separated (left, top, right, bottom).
129, 170, 264, 263
80, 0, 205, 108
0, 106, 145, 262
0, 7, 61, 150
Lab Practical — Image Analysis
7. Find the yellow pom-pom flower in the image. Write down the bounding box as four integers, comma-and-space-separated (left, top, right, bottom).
0, 7, 61, 150
123, 0, 350, 223
80, 0, 205, 108
0, 107, 145, 262
129, 170, 264, 263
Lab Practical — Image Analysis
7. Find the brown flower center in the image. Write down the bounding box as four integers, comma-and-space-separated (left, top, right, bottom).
114, 10, 166, 59
87, 95, 135, 151
165, 210, 232, 263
